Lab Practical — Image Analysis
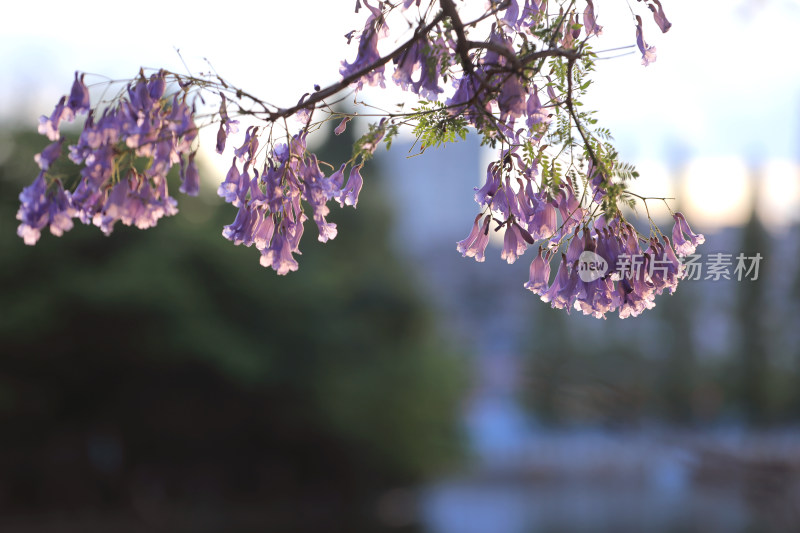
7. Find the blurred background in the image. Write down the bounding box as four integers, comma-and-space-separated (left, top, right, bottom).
2, 0, 800, 532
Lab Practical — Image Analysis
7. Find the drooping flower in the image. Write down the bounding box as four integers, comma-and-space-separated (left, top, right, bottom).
16, 173, 50, 245
547, 254, 586, 312
47, 181, 75, 237
526, 191, 558, 241
671, 212, 705, 255
502, 0, 520, 29
38, 96, 72, 142
457, 215, 491, 262
524, 247, 550, 296
67, 72, 91, 115
336, 164, 364, 207
253, 211, 275, 251
222, 202, 256, 246
340, 0, 386, 91
584, 0, 603, 37
260, 231, 300, 275
34, 140, 63, 171
334, 116, 351, 135
501, 222, 528, 264
217, 158, 246, 206
587, 158, 607, 203
525, 85, 550, 131
647, 0, 672, 33
555, 181, 584, 238
446, 72, 491, 125
497, 74, 527, 121
475, 161, 502, 207
647, 236, 683, 295
215, 95, 240, 154
392, 37, 445, 101
635, 15, 657, 66
179, 151, 200, 196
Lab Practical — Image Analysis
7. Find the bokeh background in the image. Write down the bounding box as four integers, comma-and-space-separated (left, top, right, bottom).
2, 1, 800, 532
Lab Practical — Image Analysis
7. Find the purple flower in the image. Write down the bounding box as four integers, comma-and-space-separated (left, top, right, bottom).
314, 216, 338, 243
584, 0, 603, 37
475, 162, 502, 207
542, 254, 570, 307
587, 158, 607, 203
555, 182, 584, 237
148, 70, 166, 100
635, 15, 657, 66
179, 151, 200, 196
48, 181, 75, 237
392, 38, 445, 101
503, 0, 520, 28
215, 95, 240, 154
223, 203, 256, 246
577, 277, 616, 319
518, 0, 545, 28
457, 214, 491, 262
38, 96, 73, 142
560, 14, 578, 49
497, 74, 527, 121
565, 229, 584, 264
501, 222, 528, 264
392, 39, 422, 92
336, 164, 364, 207
524, 247, 550, 296
260, 231, 299, 275
525, 85, 550, 131
165, 96, 198, 147
340, 1, 386, 91
16, 173, 50, 245
67, 72, 91, 115
671, 212, 705, 255
334, 116, 351, 135
234, 126, 259, 165
457, 214, 483, 255
96, 179, 130, 235
647, 0, 672, 33
217, 158, 246, 206
327, 163, 347, 195
34, 140, 63, 171
647, 236, 683, 295
526, 192, 557, 240
253, 211, 275, 251
446, 73, 491, 124
617, 275, 656, 319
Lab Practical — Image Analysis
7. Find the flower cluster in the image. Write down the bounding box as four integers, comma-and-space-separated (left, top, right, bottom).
458, 145, 705, 319
17, 0, 688, 319
528, 215, 702, 320
217, 129, 362, 275
17, 70, 198, 245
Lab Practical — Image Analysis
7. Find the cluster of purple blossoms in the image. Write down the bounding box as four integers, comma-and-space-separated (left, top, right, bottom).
340, 0, 390, 91
343, 0, 684, 317
18, 68, 365, 276
17, 70, 198, 245
216, 129, 363, 275
17, 1, 685, 320
460, 179, 705, 319
529, 215, 700, 320
440, 0, 689, 320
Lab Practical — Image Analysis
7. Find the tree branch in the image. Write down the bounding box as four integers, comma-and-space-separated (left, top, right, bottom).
439, 0, 475, 74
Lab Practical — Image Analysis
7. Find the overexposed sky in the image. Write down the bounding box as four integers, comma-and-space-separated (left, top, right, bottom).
2, 0, 799, 227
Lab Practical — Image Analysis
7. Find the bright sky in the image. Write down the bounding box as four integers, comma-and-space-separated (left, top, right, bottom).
2, 0, 799, 229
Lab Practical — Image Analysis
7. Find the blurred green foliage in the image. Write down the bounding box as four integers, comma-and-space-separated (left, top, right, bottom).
0, 127, 466, 531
